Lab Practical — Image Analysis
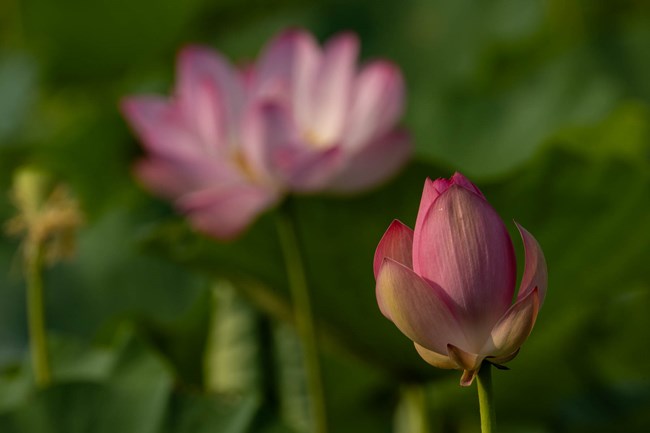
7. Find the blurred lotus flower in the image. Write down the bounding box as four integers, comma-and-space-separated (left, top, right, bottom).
250, 29, 409, 192
374, 173, 547, 386
121, 46, 281, 240
122, 28, 409, 239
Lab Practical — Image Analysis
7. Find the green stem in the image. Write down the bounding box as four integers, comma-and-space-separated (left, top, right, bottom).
477, 363, 496, 433
25, 242, 51, 387
275, 205, 328, 433
397, 384, 430, 433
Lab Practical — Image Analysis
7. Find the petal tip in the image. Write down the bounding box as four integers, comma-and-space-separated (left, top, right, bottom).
329, 30, 360, 46
277, 27, 311, 41
120, 96, 146, 118
515, 223, 548, 304
373, 220, 414, 278
459, 369, 477, 387
119, 97, 136, 118
177, 44, 213, 65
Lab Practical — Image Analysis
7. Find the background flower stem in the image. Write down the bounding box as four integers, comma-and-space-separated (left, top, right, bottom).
395, 384, 431, 433
25, 241, 51, 387
275, 202, 328, 433
477, 362, 496, 433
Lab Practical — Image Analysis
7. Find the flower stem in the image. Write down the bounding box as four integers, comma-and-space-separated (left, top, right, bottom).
477, 362, 496, 433
396, 384, 430, 433
25, 242, 51, 387
275, 204, 328, 433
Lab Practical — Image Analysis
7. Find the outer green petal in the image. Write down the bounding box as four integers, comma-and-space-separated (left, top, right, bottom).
481, 288, 540, 358
414, 343, 457, 369
515, 223, 548, 304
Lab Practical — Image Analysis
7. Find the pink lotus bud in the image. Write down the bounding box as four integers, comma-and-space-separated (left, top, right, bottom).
121, 29, 410, 239
374, 173, 547, 386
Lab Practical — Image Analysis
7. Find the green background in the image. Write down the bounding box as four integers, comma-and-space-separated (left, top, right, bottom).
0, 0, 649, 431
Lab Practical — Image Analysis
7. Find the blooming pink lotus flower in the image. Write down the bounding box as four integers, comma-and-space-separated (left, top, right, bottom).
121, 28, 409, 239
374, 173, 547, 386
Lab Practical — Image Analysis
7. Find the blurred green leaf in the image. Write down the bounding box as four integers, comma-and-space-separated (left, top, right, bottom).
140, 286, 212, 389
273, 323, 311, 432
0, 325, 297, 433
162, 392, 261, 433
23, 0, 204, 83
0, 326, 173, 433
204, 282, 263, 394
44, 208, 207, 340
416, 51, 619, 176
0, 53, 37, 143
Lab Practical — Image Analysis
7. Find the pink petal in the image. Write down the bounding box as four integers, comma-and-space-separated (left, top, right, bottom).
448, 172, 486, 199
413, 174, 486, 230
134, 153, 247, 197
255, 28, 320, 114
134, 158, 189, 199
430, 177, 452, 194
515, 223, 548, 304
241, 100, 298, 182
425, 173, 486, 200
344, 60, 404, 150
274, 144, 343, 192
121, 97, 201, 160
176, 46, 245, 146
308, 32, 359, 144
239, 63, 256, 91
413, 178, 439, 240
178, 184, 279, 240
326, 129, 411, 193
375, 258, 466, 354
481, 288, 540, 358
373, 220, 414, 278
414, 343, 457, 369
413, 185, 516, 349
242, 99, 343, 191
